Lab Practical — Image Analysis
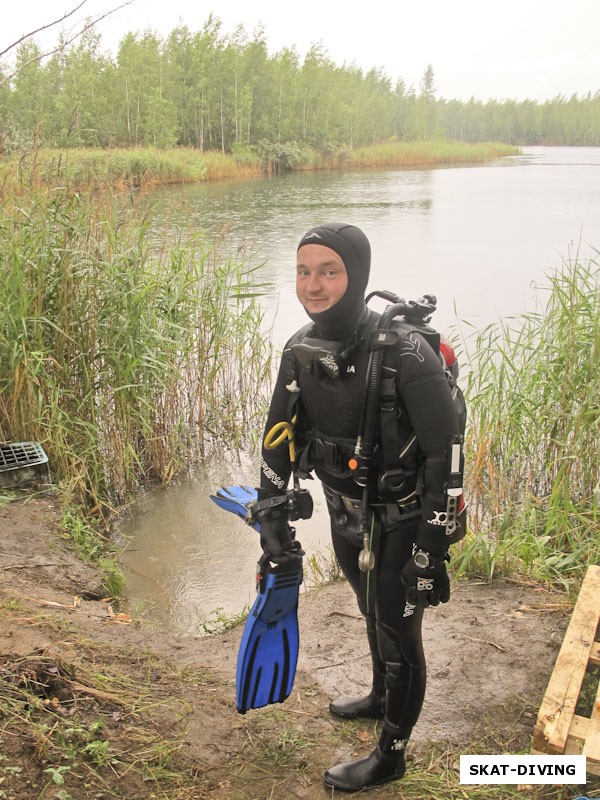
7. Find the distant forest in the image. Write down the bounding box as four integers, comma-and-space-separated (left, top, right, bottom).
1, 17, 599, 153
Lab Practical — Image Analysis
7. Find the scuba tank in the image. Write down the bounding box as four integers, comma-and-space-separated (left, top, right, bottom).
351, 291, 437, 487
349, 292, 465, 572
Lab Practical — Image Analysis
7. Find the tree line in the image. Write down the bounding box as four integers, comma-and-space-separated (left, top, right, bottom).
1, 16, 599, 155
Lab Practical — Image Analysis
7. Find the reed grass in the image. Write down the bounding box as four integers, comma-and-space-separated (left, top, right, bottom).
0, 147, 263, 194
457, 250, 600, 589
0, 141, 518, 194
0, 182, 272, 518
305, 140, 519, 170
303, 545, 344, 588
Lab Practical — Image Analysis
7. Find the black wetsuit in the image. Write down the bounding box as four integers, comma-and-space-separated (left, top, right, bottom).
260, 307, 461, 736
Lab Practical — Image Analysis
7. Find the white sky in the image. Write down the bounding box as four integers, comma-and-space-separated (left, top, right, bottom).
3, 0, 600, 101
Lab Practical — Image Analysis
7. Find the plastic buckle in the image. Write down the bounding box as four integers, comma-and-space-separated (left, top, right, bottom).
379, 468, 406, 493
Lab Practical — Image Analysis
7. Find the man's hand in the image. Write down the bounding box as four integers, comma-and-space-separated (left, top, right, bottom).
259, 517, 295, 557
401, 551, 450, 607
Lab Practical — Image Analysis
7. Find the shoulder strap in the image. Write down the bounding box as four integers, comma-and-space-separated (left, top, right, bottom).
376, 322, 440, 483
378, 359, 406, 489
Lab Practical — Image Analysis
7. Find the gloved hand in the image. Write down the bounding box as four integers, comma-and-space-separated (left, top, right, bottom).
259, 516, 295, 558
401, 551, 450, 607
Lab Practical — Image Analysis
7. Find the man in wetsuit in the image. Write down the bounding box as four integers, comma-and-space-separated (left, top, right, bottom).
257, 222, 464, 792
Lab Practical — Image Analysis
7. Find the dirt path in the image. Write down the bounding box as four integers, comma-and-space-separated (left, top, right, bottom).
0, 496, 577, 799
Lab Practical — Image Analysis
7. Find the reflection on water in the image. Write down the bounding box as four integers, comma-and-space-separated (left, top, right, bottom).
119, 459, 329, 634
121, 146, 600, 633
144, 147, 600, 349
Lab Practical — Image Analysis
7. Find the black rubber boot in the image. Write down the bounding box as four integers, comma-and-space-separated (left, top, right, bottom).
329, 619, 386, 720
329, 691, 385, 720
323, 723, 407, 792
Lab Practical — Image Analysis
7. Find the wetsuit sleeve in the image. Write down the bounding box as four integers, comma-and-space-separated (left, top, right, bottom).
396, 331, 461, 558
258, 346, 295, 498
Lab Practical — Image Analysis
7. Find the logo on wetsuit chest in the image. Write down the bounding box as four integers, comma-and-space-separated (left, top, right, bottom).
316, 355, 356, 378
318, 353, 339, 377
400, 333, 425, 362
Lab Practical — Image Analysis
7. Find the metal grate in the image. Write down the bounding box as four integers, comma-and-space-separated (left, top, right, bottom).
0, 442, 49, 473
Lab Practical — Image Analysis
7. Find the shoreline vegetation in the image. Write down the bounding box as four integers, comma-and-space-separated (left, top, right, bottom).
456, 251, 600, 592
0, 163, 273, 524
1, 140, 519, 192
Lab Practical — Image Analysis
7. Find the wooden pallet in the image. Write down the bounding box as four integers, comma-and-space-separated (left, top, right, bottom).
532, 564, 600, 776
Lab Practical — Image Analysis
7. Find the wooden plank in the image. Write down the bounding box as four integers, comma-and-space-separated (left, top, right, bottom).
590, 641, 600, 667
563, 715, 587, 754
532, 565, 600, 755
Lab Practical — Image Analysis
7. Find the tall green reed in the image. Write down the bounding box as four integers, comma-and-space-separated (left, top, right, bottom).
0, 186, 272, 517
1, 142, 517, 194
344, 140, 518, 169
0, 147, 262, 193
458, 250, 600, 588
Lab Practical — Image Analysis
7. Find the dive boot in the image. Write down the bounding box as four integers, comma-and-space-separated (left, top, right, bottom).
330, 617, 385, 719
323, 723, 407, 793
329, 691, 385, 720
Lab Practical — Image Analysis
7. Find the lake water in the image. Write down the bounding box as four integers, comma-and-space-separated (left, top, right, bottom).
119, 146, 600, 633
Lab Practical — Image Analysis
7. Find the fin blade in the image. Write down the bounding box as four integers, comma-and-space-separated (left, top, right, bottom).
235, 565, 302, 713
209, 484, 260, 531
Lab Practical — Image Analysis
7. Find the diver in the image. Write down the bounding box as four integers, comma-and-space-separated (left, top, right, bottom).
213, 222, 466, 792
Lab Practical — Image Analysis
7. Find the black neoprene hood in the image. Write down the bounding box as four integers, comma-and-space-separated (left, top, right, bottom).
297, 222, 371, 339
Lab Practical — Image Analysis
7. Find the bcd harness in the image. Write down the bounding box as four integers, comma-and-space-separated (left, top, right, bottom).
265, 291, 466, 571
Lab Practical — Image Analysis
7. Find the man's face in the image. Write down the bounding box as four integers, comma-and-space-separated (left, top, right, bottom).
296, 244, 348, 314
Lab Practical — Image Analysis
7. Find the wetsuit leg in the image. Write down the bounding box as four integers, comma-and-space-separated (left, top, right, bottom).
330, 521, 364, 606
375, 514, 425, 734
330, 512, 387, 708
331, 510, 426, 735
323, 509, 424, 792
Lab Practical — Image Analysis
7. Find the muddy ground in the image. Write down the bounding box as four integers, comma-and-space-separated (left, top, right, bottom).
0, 495, 594, 799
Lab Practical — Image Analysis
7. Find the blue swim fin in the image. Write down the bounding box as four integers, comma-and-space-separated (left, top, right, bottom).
209, 484, 260, 531
236, 547, 303, 713
211, 484, 303, 712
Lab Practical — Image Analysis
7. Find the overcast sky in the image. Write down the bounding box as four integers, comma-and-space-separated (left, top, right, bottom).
3, 0, 600, 101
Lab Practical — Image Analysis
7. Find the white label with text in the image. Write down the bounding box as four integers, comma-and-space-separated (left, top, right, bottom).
459, 755, 586, 784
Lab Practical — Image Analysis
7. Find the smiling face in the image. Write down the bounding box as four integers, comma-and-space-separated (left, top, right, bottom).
296, 244, 348, 314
